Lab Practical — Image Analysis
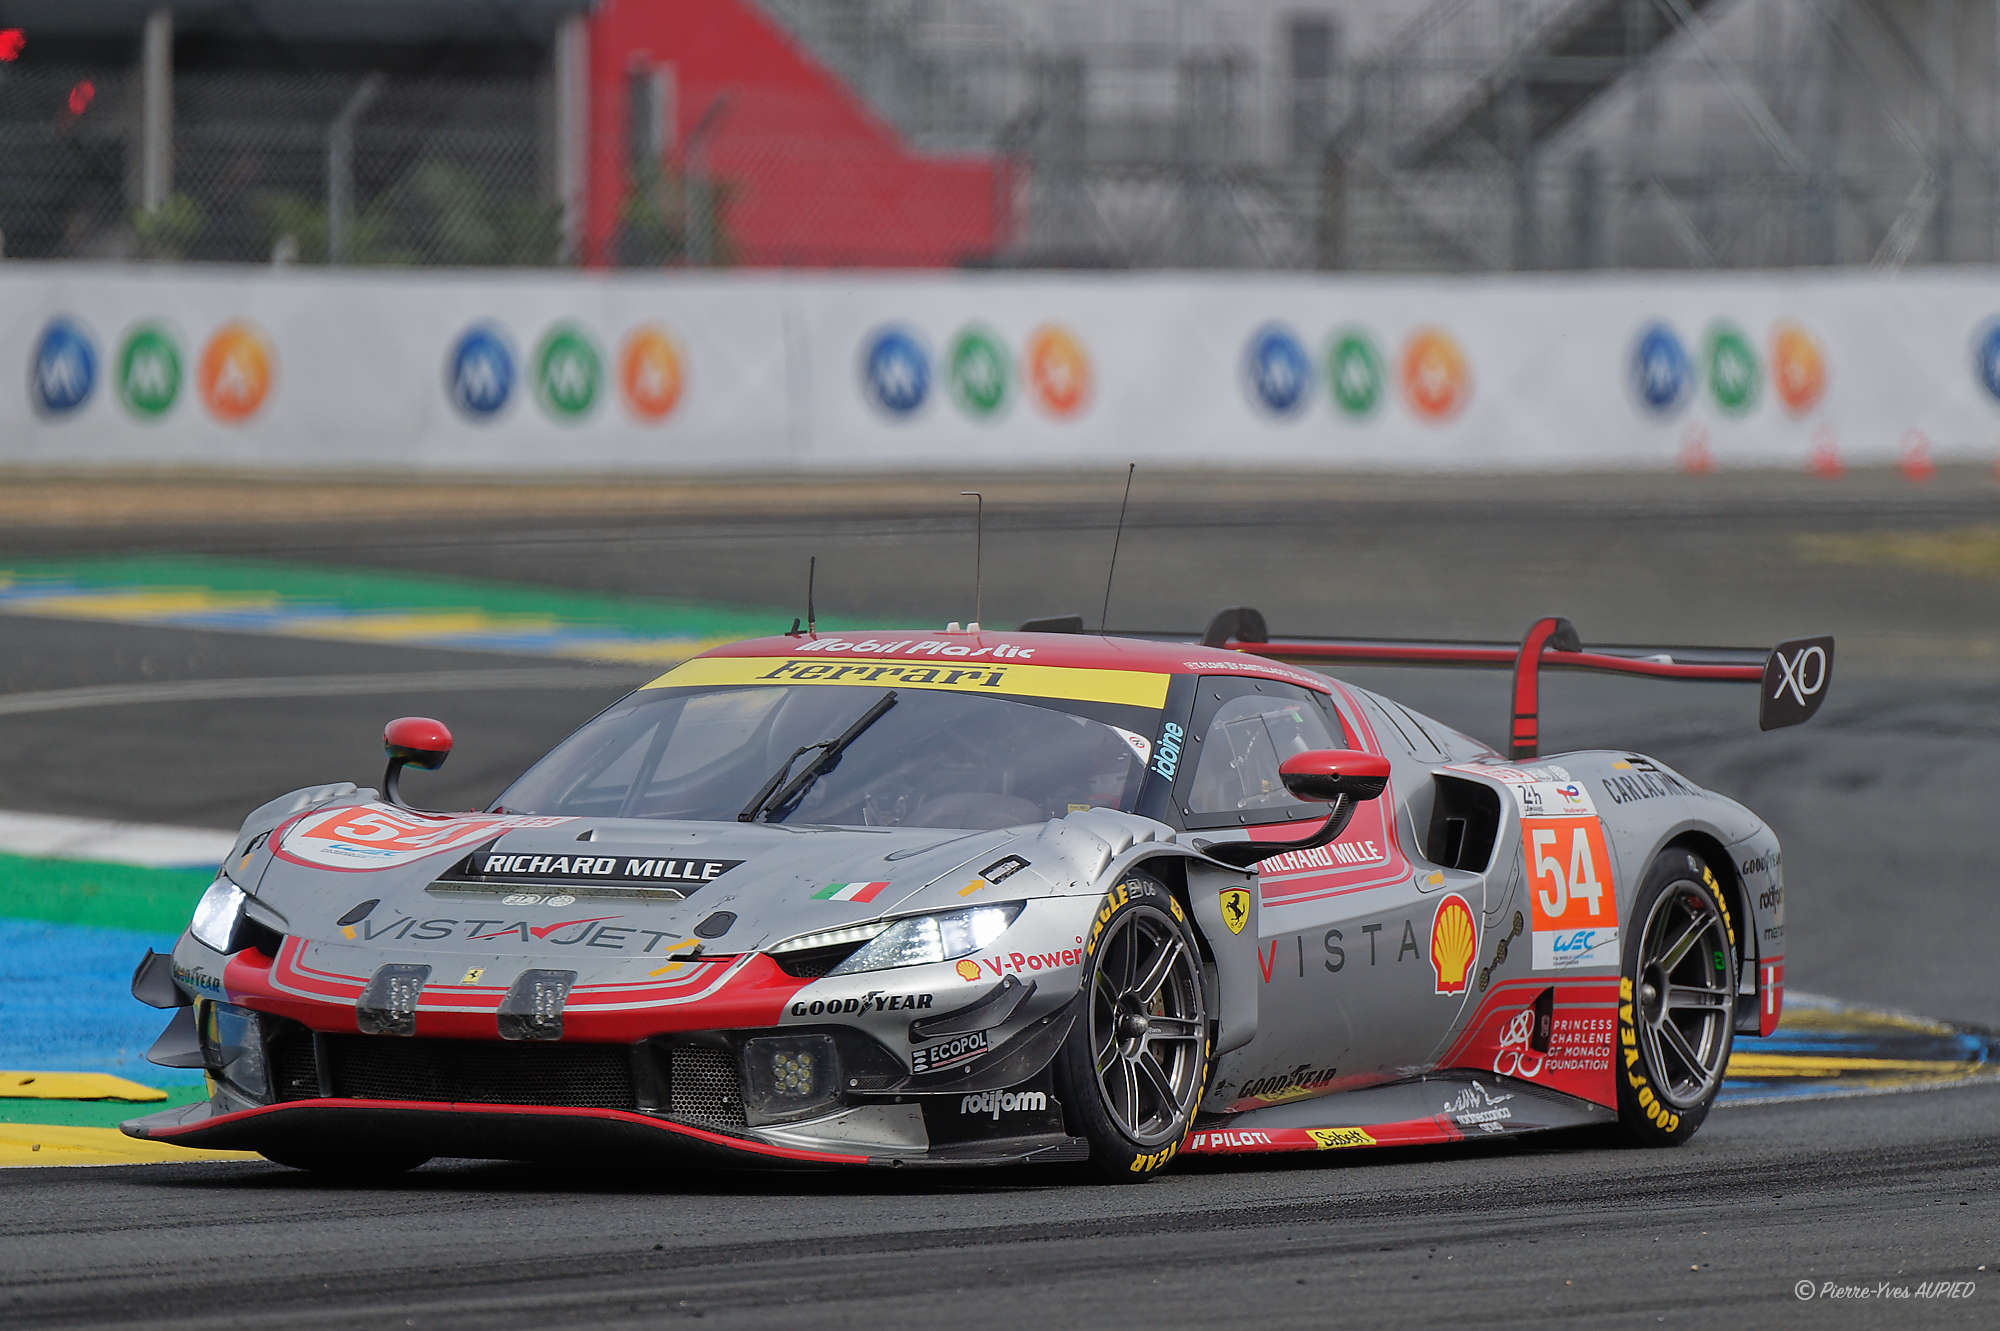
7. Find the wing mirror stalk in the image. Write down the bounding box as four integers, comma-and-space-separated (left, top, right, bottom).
382, 716, 453, 808
1197, 749, 1391, 869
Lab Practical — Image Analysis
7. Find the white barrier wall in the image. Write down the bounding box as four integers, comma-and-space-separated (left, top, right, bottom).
7, 263, 2000, 472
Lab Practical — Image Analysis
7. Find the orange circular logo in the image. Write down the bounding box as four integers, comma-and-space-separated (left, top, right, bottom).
1399, 328, 1470, 421
955, 959, 982, 982
197, 322, 274, 423
620, 325, 684, 422
1023, 324, 1092, 418
1770, 322, 1826, 416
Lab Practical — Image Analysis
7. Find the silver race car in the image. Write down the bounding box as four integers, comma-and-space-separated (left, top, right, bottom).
126, 611, 1830, 1177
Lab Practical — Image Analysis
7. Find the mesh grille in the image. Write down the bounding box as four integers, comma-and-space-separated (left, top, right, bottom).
323, 1037, 636, 1109
268, 1027, 321, 1102
670, 1045, 746, 1129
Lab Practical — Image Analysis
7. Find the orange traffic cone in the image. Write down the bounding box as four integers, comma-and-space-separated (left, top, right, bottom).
1807, 427, 1844, 478
1898, 430, 1935, 482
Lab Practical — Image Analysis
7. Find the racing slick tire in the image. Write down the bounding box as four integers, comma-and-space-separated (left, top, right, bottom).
257, 1147, 432, 1177
1613, 848, 1739, 1147
1055, 871, 1212, 1180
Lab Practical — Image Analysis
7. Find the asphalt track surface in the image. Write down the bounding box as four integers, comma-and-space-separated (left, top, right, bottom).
3, 472, 1997, 1328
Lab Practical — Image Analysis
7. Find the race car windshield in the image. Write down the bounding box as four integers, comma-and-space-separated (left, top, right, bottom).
494, 684, 1161, 830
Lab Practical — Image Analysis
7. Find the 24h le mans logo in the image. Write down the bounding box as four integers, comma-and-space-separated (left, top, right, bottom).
117, 324, 181, 419
535, 324, 602, 422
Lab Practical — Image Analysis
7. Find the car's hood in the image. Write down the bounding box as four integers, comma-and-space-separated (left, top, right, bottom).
243, 802, 1078, 961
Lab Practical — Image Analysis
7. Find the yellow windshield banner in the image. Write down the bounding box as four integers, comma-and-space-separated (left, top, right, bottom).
643, 655, 1169, 709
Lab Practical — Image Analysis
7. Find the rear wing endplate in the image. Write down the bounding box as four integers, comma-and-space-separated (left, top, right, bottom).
1196, 608, 1833, 760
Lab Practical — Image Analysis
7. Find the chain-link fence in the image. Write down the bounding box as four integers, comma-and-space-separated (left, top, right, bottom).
6, 0, 1997, 271
0, 64, 557, 266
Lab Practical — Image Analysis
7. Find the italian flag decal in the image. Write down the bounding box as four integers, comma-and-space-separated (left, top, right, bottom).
813, 881, 888, 903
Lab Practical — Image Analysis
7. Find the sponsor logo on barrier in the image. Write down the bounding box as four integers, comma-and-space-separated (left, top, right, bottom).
31, 318, 97, 416
1246, 323, 1311, 415
1705, 321, 1760, 415
1400, 327, 1470, 421
1630, 322, 1693, 418
947, 325, 1009, 418
198, 322, 274, 423
447, 324, 515, 420
1327, 328, 1384, 418
1771, 321, 1826, 416
117, 323, 182, 419
535, 323, 601, 421
1974, 319, 2000, 404
862, 325, 930, 416
620, 324, 683, 421
1025, 324, 1092, 418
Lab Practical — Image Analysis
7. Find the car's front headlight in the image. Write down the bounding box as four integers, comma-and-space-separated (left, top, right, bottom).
189, 878, 248, 953
827, 904, 1021, 975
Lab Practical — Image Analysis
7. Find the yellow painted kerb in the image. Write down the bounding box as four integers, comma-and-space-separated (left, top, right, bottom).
0, 1123, 257, 1168
0, 1071, 167, 1102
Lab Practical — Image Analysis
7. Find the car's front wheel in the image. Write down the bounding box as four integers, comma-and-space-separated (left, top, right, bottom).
1615, 848, 1739, 1145
1055, 872, 1211, 1179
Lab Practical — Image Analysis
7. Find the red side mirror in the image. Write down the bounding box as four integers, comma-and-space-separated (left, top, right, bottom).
383, 716, 452, 806
1278, 749, 1390, 804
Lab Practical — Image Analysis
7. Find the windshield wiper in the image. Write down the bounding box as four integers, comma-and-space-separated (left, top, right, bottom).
736, 690, 899, 824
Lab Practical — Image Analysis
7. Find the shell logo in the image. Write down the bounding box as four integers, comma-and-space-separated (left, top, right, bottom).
1399, 328, 1470, 422
1024, 324, 1092, 418
620, 325, 684, 422
955, 959, 982, 982
197, 322, 274, 423
1429, 893, 1477, 996
1770, 322, 1826, 416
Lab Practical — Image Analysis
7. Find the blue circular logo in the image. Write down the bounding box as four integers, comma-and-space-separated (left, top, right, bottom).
30, 318, 97, 416
1630, 323, 1693, 417
861, 326, 930, 416
446, 325, 516, 420
1974, 320, 2000, 405
1245, 323, 1311, 415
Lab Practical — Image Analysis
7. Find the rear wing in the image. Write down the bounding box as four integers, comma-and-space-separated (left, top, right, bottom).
1113, 608, 1831, 761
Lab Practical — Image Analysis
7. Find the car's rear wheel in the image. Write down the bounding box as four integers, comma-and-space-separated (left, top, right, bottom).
1055, 872, 1211, 1180
257, 1146, 432, 1177
1614, 848, 1738, 1146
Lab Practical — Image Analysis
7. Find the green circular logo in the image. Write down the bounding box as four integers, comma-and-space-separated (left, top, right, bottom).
947, 326, 1009, 418
1327, 329, 1383, 418
117, 323, 181, 419
1706, 324, 1760, 416
535, 324, 602, 421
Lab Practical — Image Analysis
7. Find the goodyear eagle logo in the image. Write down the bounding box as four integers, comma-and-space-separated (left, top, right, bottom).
1219, 887, 1251, 936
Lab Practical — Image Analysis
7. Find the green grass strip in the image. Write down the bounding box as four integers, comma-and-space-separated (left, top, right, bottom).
0, 852, 213, 935
0, 555, 791, 638
0, 1085, 208, 1128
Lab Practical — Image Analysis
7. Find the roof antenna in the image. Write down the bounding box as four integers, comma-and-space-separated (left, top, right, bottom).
1100, 462, 1135, 632
806, 555, 818, 636
960, 491, 983, 628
